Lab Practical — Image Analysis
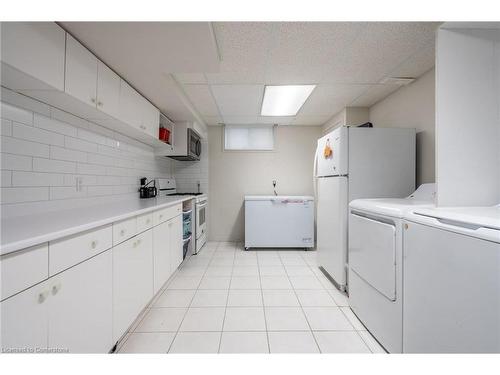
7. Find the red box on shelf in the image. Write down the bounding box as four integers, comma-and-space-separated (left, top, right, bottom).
159, 128, 171, 144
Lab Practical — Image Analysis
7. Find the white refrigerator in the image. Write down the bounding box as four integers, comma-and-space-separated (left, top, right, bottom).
314, 126, 416, 291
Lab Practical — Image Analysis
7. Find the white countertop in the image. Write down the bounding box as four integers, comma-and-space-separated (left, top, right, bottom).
1, 195, 194, 255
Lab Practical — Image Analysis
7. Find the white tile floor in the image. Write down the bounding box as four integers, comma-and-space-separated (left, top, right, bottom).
118, 241, 386, 354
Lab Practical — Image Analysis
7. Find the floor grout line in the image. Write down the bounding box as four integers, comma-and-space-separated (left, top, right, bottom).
255, 247, 271, 354
166, 241, 218, 353
217, 241, 236, 353
281, 251, 322, 353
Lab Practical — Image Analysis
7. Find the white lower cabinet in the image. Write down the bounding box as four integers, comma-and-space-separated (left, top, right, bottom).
112, 230, 153, 342
1, 279, 50, 352
153, 221, 172, 295
48, 250, 113, 353
169, 215, 184, 273
1, 250, 112, 353
152, 214, 183, 294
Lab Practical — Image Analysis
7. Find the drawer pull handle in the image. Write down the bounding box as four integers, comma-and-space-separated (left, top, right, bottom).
51, 283, 61, 296
120, 229, 126, 236
38, 290, 49, 304
91, 240, 98, 249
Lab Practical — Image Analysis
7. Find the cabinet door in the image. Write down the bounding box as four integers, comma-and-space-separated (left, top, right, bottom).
48, 250, 112, 353
170, 215, 184, 273
65, 34, 98, 107
112, 230, 153, 342
1, 280, 50, 352
153, 221, 171, 294
141, 98, 160, 139
118, 79, 142, 130
96, 61, 120, 118
1, 22, 66, 90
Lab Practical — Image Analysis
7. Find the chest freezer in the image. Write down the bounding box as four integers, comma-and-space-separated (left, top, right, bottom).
244, 196, 315, 249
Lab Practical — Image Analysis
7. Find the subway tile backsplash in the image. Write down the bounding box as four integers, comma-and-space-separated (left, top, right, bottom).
1, 89, 174, 209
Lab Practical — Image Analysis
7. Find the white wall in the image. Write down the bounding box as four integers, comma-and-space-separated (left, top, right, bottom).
435, 28, 500, 206
369, 69, 436, 186
322, 107, 369, 134
171, 139, 208, 194
1, 88, 173, 215
208, 125, 322, 241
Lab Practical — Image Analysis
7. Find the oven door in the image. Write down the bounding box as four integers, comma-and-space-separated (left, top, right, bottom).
196, 200, 207, 240
188, 128, 202, 160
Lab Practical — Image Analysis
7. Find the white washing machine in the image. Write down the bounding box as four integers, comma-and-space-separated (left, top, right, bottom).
403, 205, 500, 353
347, 183, 436, 353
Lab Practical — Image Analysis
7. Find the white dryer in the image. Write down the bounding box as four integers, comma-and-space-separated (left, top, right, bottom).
403, 204, 500, 353
347, 183, 436, 353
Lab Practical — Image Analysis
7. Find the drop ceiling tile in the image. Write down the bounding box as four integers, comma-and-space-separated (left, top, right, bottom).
211, 85, 264, 117
349, 84, 401, 107
292, 115, 332, 126
175, 73, 208, 84
387, 40, 435, 78
205, 72, 266, 85
183, 85, 220, 117
298, 84, 371, 116
321, 22, 440, 84
212, 22, 272, 73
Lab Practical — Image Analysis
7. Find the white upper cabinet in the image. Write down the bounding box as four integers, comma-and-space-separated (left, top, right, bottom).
119, 79, 160, 139
96, 61, 121, 118
141, 98, 160, 139
0, 22, 66, 90
65, 34, 98, 107
118, 79, 143, 129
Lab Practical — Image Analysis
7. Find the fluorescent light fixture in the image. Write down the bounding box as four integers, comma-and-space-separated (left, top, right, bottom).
261, 85, 316, 116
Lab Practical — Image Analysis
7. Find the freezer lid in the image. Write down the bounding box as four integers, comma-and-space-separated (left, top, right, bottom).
406, 205, 500, 243
315, 127, 348, 177
245, 195, 314, 201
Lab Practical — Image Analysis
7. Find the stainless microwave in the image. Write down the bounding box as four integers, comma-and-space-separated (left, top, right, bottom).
169, 127, 202, 161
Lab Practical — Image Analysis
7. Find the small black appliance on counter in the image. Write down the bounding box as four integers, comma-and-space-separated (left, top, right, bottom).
139, 177, 157, 199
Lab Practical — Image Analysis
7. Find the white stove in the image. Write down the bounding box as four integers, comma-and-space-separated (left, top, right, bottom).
156, 178, 207, 254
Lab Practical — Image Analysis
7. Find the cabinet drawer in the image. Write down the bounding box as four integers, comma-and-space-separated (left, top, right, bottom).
137, 213, 153, 233
49, 225, 112, 276
1, 243, 49, 301
113, 217, 137, 246
153, 204, 182, 226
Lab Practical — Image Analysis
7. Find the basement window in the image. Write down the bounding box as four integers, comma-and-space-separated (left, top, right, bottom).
224, 125, 275, 151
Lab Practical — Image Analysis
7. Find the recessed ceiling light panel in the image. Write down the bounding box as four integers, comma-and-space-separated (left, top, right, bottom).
261, 85, 316, 116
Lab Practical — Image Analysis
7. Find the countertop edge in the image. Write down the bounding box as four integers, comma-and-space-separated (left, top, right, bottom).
1, 196, 194, 256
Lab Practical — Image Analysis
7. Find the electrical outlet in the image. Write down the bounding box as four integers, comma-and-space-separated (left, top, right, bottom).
75, 177, 83, 192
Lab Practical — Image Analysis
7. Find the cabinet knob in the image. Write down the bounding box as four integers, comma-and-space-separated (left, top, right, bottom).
91, 98, 96, 104
159, 214, 163, 219
51, 283, 61, 296
38, 290, 49, 304
91, 240, 98, 249
120, 229, 126, 236
97, 101, 103, 107
146, 218, 151, 224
